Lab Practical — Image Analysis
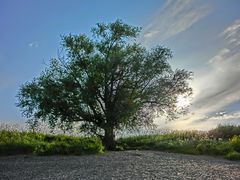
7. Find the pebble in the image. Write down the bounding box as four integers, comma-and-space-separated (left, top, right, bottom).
0, 151, 240, 180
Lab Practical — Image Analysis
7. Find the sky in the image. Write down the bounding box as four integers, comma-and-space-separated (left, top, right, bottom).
1, 0, 240, 130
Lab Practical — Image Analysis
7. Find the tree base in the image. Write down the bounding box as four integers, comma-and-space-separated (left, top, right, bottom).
103, 128, 116, 150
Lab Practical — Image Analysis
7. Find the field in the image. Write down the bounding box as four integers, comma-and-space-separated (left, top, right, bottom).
0, 130, 103, 155
117, 126, 240, 160
1, 125, 240, 160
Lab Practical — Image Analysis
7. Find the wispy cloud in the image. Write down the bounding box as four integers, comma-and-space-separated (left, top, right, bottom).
208, 111, 240, 121
139, 0, 211, 46
221, 19, 240, 47
169, 19, 240, 130
193, 19, 240, 111
28, 41, 39, 48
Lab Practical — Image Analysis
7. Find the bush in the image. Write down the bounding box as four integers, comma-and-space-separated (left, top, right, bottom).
230, 135, 240, 152
214, 142, 233, 155
34, 142, 52, 155
0, 130, 103, 156
225, 151, 240, 160
118, 135, 200, 154
167, 141, 199, 155
196, 143, 207, 153
118, 134, 235, 157
208, 125, 240, 140
195, 140, 232, 155
0, 143, 34, 155
34, 140, 104, 156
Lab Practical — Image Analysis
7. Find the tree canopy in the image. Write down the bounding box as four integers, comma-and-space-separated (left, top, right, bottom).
17, 20, 192, 150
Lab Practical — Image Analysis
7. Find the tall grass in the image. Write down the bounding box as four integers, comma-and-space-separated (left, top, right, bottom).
208, 124, 240, 139
0, 130, 104, 156
1, 123, 240, 160
117, 126, 240, 160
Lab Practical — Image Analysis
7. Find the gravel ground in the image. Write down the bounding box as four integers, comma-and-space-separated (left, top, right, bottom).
0, 151, 240, 180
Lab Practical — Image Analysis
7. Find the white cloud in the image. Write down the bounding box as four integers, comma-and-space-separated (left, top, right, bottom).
158, 109, 240, 131
28, 41, 39, 48
166, 18, 240, 130
139, 0, 211, 46
208, 48, 230, 64
221, 19, 240, 47
192, 19, 240, 112
208, 111, 240, 121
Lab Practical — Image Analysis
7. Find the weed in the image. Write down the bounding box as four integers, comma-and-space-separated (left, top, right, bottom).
225, 151, 240, 160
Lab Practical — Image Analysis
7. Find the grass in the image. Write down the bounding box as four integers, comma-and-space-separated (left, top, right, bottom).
225, 151, 240, 160
117, 127, 240, 160
1, 125, 240, 161
208, 125, 240, 139
0, 130, 104, 156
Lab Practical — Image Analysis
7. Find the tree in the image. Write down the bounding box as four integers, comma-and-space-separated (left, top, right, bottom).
17, 20, 192, 150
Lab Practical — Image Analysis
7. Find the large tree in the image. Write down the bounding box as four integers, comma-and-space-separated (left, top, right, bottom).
17, 20, 192, 150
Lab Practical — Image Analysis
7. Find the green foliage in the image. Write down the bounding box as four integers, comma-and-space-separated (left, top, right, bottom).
117, 133, 200, 153
225, 151, 240, 160
208, 125, 240, 139
1, 126, 240, 160
230, 135, 240, 152
0, 130, 103, 156
0, 143, 34, 155
154, 140, 199, 155
117, 129, 238, 160
115, 145, 124, 151
116, 127, 240, 159
195, 140, 233, 155
17, 20, 192, 150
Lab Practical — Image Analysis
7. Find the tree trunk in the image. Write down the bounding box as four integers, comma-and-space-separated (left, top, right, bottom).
103, 127, 116, 150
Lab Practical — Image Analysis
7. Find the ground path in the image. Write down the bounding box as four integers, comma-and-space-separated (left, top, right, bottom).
1, 151, 240, 179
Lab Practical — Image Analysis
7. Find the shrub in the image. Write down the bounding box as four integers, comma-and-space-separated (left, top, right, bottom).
225, 151, 240, 160
0, 143, 34, 155
118, 135, 200, 154
34, 142, 51, 155
118, 134, 234, 157
208, 125, 240, 140
230, 135, 240, 152
0, 130, 103, 156
214, 142, 233, 155
170, 130, 208, 141
195, 140, 232, 155
115, 145, 124, 151
196, 143, 207, 153
168, 141, 199, 155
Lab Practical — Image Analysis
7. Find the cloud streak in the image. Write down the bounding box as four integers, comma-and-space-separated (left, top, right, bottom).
221, 19, 240, 47
139, 0, 211, 46
169, 19, 240, 130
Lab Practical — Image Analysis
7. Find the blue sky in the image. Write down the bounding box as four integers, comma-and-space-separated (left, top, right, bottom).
1, 0, 240, 130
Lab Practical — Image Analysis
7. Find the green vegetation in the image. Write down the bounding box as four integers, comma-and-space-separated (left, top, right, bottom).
17, 20, 192, 150
117, 125, 240, 160
0, 130, 103, 156
1, 125, 240, 161
230, 135, 240, 151
208, 125, 240, 139
225, 151, 240, 160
